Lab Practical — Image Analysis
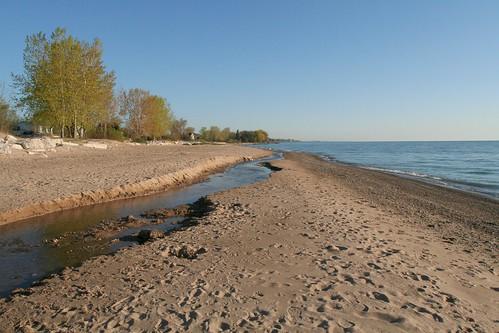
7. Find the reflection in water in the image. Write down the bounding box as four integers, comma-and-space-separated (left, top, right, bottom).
0, 155, 276, 297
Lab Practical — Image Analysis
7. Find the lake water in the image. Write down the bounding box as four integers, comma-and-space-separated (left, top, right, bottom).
259, 141, 499, 199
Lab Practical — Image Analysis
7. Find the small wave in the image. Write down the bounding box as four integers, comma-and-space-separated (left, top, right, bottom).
363, 166, 499, 199
364, 166, 442, 181
258, 142, 499, 200
447, 179, 499, 190
465, 170, 494, 175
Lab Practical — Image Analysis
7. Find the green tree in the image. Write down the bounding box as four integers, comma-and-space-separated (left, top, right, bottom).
198, 126, 269, 143
207, 126, 221, 141
199, 127, 208, 141
118, 88, 149, 138
142, 95, 173, 139
221, 127, 232, 141
119, 88, 172, 139
77, 39, 116, 137
170, 118, 188, 140
0, 96, 18, 133
13, 27, 115, 138
239, 129, 269, 143
254, 129, 269, 143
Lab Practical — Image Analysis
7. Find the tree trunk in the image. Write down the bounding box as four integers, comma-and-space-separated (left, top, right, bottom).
74, 111, 77, 139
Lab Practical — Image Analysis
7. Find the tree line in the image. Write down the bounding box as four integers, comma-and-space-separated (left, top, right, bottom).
1, 27, 270, 143
199, 127, 269, 143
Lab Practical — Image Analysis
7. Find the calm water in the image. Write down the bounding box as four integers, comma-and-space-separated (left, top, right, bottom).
260, 141, 499, 199
0, 155, 277, 297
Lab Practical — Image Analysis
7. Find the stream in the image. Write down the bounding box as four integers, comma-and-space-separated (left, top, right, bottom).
0, 154, 278, 298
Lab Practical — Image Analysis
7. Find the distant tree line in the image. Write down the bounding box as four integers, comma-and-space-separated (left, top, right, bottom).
0, 27, 270, 143
199, 127, 269, 143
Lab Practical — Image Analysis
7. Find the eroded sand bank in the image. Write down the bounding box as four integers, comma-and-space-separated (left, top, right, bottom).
0, 153, 497, 332
0, 144, 270, 224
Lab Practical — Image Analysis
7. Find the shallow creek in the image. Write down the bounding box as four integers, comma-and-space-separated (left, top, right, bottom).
0, 154, 277, 298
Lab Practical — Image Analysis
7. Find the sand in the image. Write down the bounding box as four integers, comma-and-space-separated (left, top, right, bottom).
0, 152, 498, 332
0, 143, 270, 224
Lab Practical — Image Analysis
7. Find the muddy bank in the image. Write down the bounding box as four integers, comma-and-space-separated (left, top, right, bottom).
0, 153, 497, 332
0, 144, 270, 225
44, 197, 215, 248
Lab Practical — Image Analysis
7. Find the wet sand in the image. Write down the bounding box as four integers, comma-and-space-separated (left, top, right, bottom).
0, 152, 498, 332
0, 144, 270, 224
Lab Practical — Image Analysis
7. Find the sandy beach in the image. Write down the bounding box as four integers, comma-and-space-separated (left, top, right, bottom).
0, 152, 497, 332
0, 143, 270, 224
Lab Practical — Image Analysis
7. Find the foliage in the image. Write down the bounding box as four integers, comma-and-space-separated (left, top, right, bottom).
132, 136, 148, 144
170, 118, 192, 141
86, 122, 126, 141
13, 27, 115, 138
239, 129, 269, 143
105, 127, 126, 141
118, 88, 173, 139
200, 126, 269, 143
0, 96, 18, 133
142, 95, 172, 139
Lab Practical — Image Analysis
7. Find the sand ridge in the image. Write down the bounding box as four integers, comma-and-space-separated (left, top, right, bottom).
0, 144, 270, 225
0, 153, 497, 332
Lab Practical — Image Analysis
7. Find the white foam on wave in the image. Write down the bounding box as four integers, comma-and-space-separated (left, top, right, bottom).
364, 166, 442, 181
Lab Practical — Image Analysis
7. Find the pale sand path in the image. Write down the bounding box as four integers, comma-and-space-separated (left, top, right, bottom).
0, 153, 497, 332
0, 144, 270, 224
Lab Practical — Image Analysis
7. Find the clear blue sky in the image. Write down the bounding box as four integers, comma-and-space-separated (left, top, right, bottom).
1, 0, 498, 141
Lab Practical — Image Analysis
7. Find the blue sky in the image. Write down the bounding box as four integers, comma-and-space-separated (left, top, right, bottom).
1, 0, 498, 141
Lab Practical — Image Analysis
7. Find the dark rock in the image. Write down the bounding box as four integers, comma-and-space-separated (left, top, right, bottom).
372, 291, 390, 303
167, 245, 207, 259
137, 229, 165, 241
258, 161, 282, 171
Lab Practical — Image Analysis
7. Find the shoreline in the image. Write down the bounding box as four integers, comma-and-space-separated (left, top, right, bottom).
0, 152, 497, 332
270, 149, 499, 203
327, 154, 499, 204
294, 153, 499, 245
0, 144, 271, 225
349, 161, 499, 203
261, 140, 499, 202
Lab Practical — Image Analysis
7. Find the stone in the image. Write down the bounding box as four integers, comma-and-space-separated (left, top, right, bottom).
137, 229, 165, 241
10, 143, 23, 150
325, 244, 348, 252
41, 137, 63, 149
4, 135, 18, 143
164, 245, 207, 259
0, 142, 11, 154
18, 137, 62, 151
372, 291, 390, 303
20, 138, 45, 150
